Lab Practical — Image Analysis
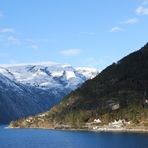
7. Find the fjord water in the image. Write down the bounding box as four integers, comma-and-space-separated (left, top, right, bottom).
0, 125, 148, 148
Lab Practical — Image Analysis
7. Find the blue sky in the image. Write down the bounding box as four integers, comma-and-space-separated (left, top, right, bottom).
0, 0, 148, 70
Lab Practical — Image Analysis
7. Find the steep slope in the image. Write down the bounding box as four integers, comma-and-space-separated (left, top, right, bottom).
11, 43, 148, 129
0, 73, 58, 123
0, 63, 98, 124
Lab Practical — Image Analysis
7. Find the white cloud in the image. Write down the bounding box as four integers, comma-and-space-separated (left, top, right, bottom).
28, 44, 39, 49
25, 38, 34, 42
37, 39, 49, 42
123, 18, 139, 24
25, 38, 49, 43
60, 49, 82, 56
136, 6, 148, 15
8, 35, 20, 45
142, 0, 148, 5
110, 27, 123, 33
0, 28, 14, 33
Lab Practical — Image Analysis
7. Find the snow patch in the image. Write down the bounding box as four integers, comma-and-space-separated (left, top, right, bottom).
65, 71, 76, 80
51, 71, 64, 77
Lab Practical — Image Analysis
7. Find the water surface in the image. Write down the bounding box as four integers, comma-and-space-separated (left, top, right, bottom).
0, 125, 148, 148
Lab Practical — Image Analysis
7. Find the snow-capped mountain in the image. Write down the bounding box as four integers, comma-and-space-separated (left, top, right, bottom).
0, 63, 98, 123
2, 63, 98, 90
0, 73, 71, 124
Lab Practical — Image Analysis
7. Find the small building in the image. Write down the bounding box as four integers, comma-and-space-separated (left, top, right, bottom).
111, 103, 120, 110
109, 120, 124, 128
94, 118, 102, 123
143, 91, 148, 108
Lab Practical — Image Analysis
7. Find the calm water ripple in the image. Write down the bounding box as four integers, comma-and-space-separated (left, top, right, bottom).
0, 125, 148, 148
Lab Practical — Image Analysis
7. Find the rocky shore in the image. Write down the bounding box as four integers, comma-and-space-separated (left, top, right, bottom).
9, 119, 148, 133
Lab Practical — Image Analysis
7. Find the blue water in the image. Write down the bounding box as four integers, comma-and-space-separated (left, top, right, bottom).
0, 125, 148, 148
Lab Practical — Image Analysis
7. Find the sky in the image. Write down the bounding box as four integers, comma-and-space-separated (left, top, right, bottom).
0, 0, 148, 70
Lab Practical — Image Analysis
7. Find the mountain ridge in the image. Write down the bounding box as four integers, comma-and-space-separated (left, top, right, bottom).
10, 43, 148, 130
0, 63, 98, 123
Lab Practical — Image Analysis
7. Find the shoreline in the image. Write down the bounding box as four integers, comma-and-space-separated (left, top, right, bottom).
8, 125, 148, 134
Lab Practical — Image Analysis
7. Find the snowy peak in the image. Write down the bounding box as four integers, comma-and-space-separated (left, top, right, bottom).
0, 63, 98, 123
0, 63, 99, 90
76, 67, 99, 79
0, 67, 15, 80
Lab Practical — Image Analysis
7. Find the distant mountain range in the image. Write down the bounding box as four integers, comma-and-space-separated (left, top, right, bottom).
0, 63, 98, 123
11, 43, 148, 129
